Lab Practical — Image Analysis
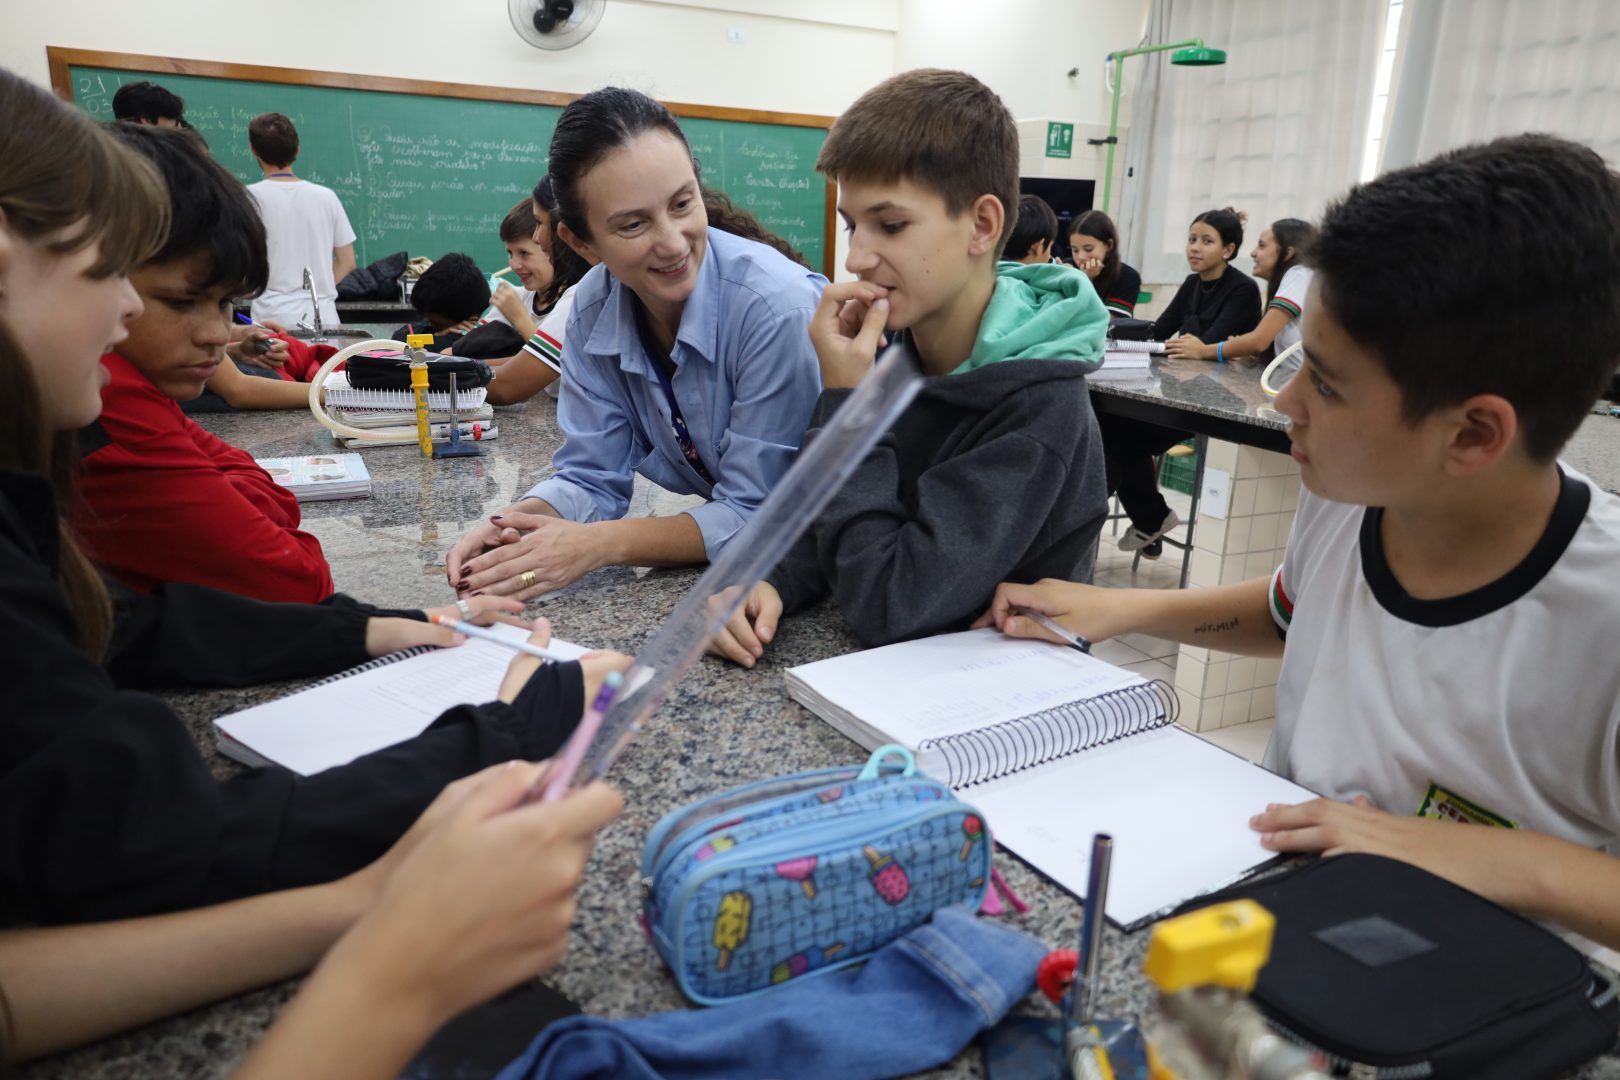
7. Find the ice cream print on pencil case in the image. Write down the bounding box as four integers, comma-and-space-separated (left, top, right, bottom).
646, 756, 991, 1001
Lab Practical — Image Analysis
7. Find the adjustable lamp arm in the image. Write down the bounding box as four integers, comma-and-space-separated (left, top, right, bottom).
1099, 38, 1208, 214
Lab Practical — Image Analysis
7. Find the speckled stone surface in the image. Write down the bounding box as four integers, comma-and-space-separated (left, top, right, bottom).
21, 386, 1620, 1079
1089, 355, 1288, 432
1568, 408, 1620, 494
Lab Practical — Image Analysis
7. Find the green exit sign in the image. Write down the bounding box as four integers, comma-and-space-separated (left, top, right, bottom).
1045, 121, 1074, 159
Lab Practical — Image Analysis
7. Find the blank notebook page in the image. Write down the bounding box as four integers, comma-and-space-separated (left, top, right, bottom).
792, 627, 1145, 743
216, 624, 588, 776
970, 725, 1314, 926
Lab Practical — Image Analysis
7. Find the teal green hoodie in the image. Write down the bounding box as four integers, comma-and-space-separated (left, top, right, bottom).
952, 262, 1110, 374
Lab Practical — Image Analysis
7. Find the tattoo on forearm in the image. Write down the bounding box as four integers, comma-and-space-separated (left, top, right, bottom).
1193, 617, 1240, 635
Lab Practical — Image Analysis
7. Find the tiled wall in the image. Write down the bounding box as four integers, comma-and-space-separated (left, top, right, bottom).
1173, 440, 1301, 732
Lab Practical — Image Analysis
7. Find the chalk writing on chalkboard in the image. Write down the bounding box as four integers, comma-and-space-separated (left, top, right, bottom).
68, 65, 829, 274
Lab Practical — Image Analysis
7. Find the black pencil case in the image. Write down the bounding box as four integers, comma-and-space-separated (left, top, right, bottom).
1181, 853, 1619, 1078
346, 351, 493, 392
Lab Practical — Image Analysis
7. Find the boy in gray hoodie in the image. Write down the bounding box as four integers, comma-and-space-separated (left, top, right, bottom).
707, 69, 1111, 659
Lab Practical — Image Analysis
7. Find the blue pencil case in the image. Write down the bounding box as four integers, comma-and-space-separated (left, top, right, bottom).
640, 745, 992, 1004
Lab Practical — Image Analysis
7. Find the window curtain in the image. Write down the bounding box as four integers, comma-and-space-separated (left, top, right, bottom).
1118, 0, 1387, 286
1381, 0, 1620, 171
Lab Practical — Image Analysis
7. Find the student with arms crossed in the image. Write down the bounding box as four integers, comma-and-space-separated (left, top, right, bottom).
0, 70, 627, 923
1164, 217, 1316, 368
1102, 207, 1262, 557
707, 69, 1109, 661
1068, 209, 1141, 318
981, 134, 1620, 951
75, 122, 335, 602
447, 88, 824, 600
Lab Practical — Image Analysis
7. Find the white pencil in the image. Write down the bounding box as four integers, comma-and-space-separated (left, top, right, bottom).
429, 614, 572, 662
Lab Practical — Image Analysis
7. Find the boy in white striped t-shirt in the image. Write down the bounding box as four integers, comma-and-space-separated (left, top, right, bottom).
980, 133, 1620, 953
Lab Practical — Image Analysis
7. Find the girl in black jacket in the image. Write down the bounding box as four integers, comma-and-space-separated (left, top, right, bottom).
1102, 207, 1261, 555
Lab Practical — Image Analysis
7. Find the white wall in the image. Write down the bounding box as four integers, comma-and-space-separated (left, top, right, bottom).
4, 0, 898, 117
4, 0, 1155, 278
895, 0, 1149, 179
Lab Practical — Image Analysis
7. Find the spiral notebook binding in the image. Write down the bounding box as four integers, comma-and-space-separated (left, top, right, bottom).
296, 645, 438, 693
920, 679, 1178, 789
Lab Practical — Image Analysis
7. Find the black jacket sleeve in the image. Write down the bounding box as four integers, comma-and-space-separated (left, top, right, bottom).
1108, 264, 1144, 315
1150, 275, 1196, 339
1201, 273, 1263, 344
105, 583, 404, 689
0, 538, 583, 924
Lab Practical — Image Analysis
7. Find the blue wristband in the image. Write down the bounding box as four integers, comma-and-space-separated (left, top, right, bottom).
1216, 342, 1226, 364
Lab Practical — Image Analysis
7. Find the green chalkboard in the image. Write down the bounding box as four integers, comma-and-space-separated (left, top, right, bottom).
56, 51, 833, 276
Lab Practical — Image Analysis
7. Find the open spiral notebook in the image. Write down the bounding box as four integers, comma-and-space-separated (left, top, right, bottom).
215, 624, 587, 776
785, 628, 1313, 929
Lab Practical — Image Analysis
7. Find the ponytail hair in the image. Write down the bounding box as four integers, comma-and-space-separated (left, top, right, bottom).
1264, 217, 1317, 308
531, 173, 593, 317
1192, 206, 1246, 260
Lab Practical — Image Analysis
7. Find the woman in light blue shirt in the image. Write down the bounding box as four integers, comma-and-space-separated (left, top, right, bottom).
447, 88, 825, 598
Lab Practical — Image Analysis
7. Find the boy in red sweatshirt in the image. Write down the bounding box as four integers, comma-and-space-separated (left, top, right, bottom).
77, 123, 333, 602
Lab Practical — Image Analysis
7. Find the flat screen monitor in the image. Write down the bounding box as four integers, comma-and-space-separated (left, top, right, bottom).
1018, 177, 1096, 264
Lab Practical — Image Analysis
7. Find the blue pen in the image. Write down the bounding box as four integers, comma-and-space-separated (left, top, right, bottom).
233, 311, 275, 354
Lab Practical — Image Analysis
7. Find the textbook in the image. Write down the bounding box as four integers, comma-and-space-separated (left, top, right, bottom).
1091, 350, 1155, 381
1103, 339, 1167, 354
214, 623, 588, 775
255, 453, 372, 502
784, 628, 1314, 928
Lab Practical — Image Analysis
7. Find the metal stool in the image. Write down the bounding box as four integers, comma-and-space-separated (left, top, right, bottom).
1123, 435, 1206, 589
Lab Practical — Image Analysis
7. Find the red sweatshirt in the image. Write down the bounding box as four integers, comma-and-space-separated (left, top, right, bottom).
76, 353, 335, 603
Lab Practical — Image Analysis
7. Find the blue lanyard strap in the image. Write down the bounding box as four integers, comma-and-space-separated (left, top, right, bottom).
649, 359, 716, 487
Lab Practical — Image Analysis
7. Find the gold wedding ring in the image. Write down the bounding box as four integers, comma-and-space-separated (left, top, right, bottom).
520, 569, 539, 590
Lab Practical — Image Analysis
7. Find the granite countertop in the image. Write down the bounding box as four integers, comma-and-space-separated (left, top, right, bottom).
1088, 355, 1288, 432
1569, 408, 1620, 494
24, 392, 1620, 1079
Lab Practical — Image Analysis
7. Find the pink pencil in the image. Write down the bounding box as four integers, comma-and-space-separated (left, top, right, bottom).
536, 670, 624, 803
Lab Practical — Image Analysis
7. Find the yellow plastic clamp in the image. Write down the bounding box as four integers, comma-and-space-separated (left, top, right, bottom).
405, 333, 435, 349
1141, 900, 1274, 995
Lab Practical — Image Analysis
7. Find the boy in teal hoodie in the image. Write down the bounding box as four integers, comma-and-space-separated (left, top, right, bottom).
708, 69, 1110, 659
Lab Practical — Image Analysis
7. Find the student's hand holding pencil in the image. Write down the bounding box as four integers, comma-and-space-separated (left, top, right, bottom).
973, 579, 1123, 646
364, 595, 529, 657
810, 281, 891, 389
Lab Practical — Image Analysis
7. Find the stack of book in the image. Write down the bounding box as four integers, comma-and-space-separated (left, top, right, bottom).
323, 370, 498, 448
1091, 338, 1165, 381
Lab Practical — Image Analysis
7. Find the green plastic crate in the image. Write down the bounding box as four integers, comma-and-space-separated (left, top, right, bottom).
1159, 441, 1199, 496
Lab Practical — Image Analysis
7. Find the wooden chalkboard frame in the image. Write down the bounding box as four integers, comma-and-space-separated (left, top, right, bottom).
47, 46, 839, 278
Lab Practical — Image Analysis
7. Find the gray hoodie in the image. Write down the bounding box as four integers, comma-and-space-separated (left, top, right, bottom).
767, 348, 1108, 647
